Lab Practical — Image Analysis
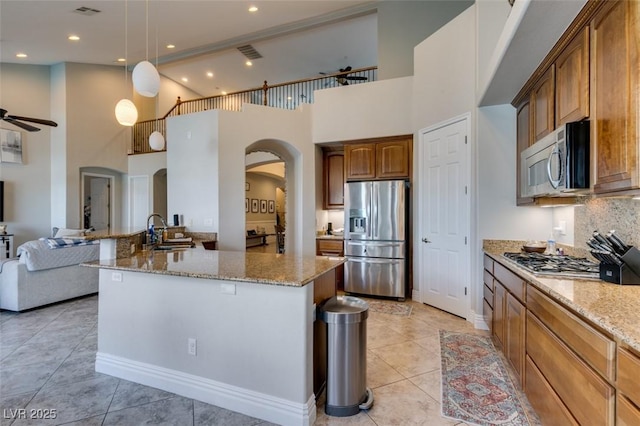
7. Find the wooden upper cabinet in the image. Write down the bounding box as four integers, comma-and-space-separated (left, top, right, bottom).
323, 150, 344, 209
376, 139, 411, 179
555, 27, 590, 125
592, 0, 640, 194
516, 99, 533, 205
345, 144, 375, 180
345, 137, 412, 181
531, 66, 556, 142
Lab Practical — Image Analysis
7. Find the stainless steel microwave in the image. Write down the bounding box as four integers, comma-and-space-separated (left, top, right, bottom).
521, 121, 590, 198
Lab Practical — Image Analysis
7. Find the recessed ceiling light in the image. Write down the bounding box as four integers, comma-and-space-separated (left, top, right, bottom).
206, 72, 214, 78
181, 77, 188, 82
221, 91, 227, 95
68, 35, 80, 41
248, 6, 258, 12
16, 53, 27, 58
166, 44, 175, 49
245, 61, 253, 67
117, 58, 126, 63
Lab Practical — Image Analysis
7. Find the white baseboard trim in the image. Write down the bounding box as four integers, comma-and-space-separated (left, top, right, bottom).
96, 352, 316, 426
412, 289, 420, 302
471, 311, 490, 330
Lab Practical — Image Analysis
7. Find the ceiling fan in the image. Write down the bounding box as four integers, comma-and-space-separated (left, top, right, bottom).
0, 108, 58, 132
320, 66, 369, 86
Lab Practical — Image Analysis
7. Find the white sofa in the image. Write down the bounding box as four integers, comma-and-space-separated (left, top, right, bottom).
0, 238, 99, 311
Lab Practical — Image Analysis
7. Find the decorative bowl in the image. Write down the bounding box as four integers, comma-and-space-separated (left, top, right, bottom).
522, 241, 547, 253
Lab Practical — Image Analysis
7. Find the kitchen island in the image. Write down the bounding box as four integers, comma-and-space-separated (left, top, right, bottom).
83, 249, 345, 426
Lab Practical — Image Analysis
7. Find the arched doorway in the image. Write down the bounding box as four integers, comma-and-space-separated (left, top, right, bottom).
245, 152, 285, 253
244, 139, 302, 254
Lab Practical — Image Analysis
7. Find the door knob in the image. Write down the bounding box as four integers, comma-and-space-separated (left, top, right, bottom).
422, 238, 431, 243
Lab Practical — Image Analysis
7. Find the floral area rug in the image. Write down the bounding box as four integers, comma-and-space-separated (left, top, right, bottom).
440, 330, 531, 426
364, 299, 412, 316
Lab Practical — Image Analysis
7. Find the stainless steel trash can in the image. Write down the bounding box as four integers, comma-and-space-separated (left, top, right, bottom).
320, 295, 374, 416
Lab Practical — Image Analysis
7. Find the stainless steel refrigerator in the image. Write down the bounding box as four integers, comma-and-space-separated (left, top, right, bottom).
344, 180, 407, 299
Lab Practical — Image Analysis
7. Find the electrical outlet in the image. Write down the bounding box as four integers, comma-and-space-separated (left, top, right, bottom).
188, 338, 197, 356
111, 272, 123, 282
221, 283, 236, 295
130, 243, 135, 254
204, 218, 213, 227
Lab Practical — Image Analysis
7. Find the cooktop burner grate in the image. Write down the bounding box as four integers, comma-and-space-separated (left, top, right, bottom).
503, 252, 599, 278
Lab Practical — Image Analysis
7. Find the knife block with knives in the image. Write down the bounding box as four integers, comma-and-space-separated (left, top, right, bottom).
588, 230, 640, 285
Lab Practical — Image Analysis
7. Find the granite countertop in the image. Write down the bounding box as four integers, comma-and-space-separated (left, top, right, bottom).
83, 248, 345, 287
484, 239, 640, 353
316, 235, 344, 240
83, 228, 146, 240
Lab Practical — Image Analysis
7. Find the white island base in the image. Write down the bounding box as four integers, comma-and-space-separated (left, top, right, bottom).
95, 268, 316, 425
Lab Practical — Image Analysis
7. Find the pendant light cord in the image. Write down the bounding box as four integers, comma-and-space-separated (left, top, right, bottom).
145, 0, 149, 61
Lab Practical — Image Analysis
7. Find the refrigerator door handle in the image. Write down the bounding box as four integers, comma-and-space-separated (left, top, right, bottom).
347, 257, 402, 265
371, 182, 378, 239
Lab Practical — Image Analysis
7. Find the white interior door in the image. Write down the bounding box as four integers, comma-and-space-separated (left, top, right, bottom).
417, 117, 469, 318
89, 177, 110, 231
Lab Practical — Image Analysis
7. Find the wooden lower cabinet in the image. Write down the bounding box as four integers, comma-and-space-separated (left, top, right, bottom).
493, 283, 506, 347
316, 238, 344, 290
617, 347, 640, 425
525, 355, 579, 425
484, 256, 640, 425
617, 395, 640, 426
505, 293, 525, 383
526, 312, 615, 425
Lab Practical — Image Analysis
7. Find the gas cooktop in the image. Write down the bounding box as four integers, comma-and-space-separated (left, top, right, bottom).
503, 252, 599, 279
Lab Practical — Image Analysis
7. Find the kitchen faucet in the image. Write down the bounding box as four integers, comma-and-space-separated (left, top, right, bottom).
147, 213, 168, 244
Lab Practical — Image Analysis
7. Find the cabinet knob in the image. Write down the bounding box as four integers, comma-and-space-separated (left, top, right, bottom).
422, 238, 431, 243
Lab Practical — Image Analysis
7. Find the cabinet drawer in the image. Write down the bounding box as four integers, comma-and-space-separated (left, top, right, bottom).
494, 262, 525, 302
618, 348, 640, 405
483, 255, 494, 274
525, 355, 578, 426
316, 239, 344, 256
526, 312, 615, 425
617, 394, 640, 426
528, 285, 615, 381
483, 299, 493, 333
483, 284, 493, 308
483, 270, 494, 291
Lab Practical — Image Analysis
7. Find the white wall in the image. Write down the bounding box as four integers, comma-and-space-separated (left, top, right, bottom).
377, 0, 474, 80
166, 110, 220, 234
312, 77, 413, 143
134, 75, 202, 122
127, 151, 167, 227
0, 64, 53, 245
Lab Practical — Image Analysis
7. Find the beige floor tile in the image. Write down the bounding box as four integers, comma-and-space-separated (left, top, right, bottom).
409, 369, 442, 403
366, 351, 404, 389
370, 341, 440, 378
314, 408, 376, 425
365, 379, 458, 426
366, 322, 410, 349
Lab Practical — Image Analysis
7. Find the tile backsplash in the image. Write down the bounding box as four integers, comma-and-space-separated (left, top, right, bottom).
575, 197, 640, 249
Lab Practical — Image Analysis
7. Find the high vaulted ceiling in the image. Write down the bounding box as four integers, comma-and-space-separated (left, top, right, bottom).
0, 1, 378, 97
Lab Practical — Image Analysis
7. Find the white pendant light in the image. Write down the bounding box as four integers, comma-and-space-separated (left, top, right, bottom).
115, 0, 138, 126
133, 0, 160, 98
133, 60, 160, 97
115, 99, 138, 126
149, 131, 165, 151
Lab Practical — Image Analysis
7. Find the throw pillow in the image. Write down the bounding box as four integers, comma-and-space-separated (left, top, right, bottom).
54, 228, 85, 238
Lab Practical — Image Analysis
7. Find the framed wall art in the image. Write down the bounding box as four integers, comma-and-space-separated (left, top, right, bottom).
268, 200, 275, 214
245, 198, 249, 213
251, 199, 259, 213
260, 199, 267, 213
0, 129, 23, 164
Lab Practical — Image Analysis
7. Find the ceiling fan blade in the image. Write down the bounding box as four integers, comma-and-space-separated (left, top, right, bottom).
7, 114, 58, 127
3, 118, 41, 132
